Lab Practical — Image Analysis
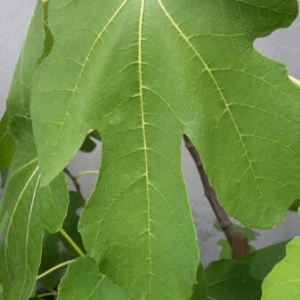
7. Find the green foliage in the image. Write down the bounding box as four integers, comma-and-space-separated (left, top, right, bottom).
262, 237, 300, 300
57, 257, 130, 300
1, 0, 300, 299
205, 259, 262, 300
240, 240, 290, 281
0, 117, 69, 300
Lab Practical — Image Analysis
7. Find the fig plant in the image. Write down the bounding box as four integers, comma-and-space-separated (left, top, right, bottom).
1, 0, 300, 299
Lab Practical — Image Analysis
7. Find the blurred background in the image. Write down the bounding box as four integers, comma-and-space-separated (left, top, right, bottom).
1, 0, 300, 266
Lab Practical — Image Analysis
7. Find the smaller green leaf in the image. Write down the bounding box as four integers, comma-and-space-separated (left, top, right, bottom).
0, 117, 69, 300
0, 113, 16, 168
189, 263, 207, 300
206, 259, 262, 300
57, 257, 130, 300
262, 237, 300, 300
240, 240, 289, 281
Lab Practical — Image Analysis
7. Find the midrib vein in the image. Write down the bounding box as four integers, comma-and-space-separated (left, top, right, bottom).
157, 0, 262, 197
138, 0, 152, 293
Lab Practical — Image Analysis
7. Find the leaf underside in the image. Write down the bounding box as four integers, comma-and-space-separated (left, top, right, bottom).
28, 0, 300, 299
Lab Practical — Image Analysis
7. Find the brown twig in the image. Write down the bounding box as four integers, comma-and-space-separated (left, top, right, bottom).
183, 135, 249, 259
63, 167, 82, 195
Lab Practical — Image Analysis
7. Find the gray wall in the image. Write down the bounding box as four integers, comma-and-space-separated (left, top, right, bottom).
1, 0, 300, 266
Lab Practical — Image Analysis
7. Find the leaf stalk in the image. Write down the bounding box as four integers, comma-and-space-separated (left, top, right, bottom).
59, 228, 85, 257
36, 260, 75, 280
74, 170, 99, 179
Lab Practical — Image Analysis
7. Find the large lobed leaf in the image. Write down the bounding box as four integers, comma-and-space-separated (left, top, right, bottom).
30, 0, 300, 299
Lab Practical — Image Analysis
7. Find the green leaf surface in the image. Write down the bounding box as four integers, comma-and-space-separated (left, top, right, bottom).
6, 0, 44, 121
189, 263, 207, 300
57, 257, 130, 300
30, 0, 300, 298
262, 237, 300, 300
0, 117, 69, 300
240, 240, 289, 281
0, 113, 15, 169
206, 259, 262, 300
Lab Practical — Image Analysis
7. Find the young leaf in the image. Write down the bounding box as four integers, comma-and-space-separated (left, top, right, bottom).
206, 259, 262, 300
262, 237, 300, 299
57, 257, 130, 300
0, 117, 69, 300
30, 0, 300, 298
